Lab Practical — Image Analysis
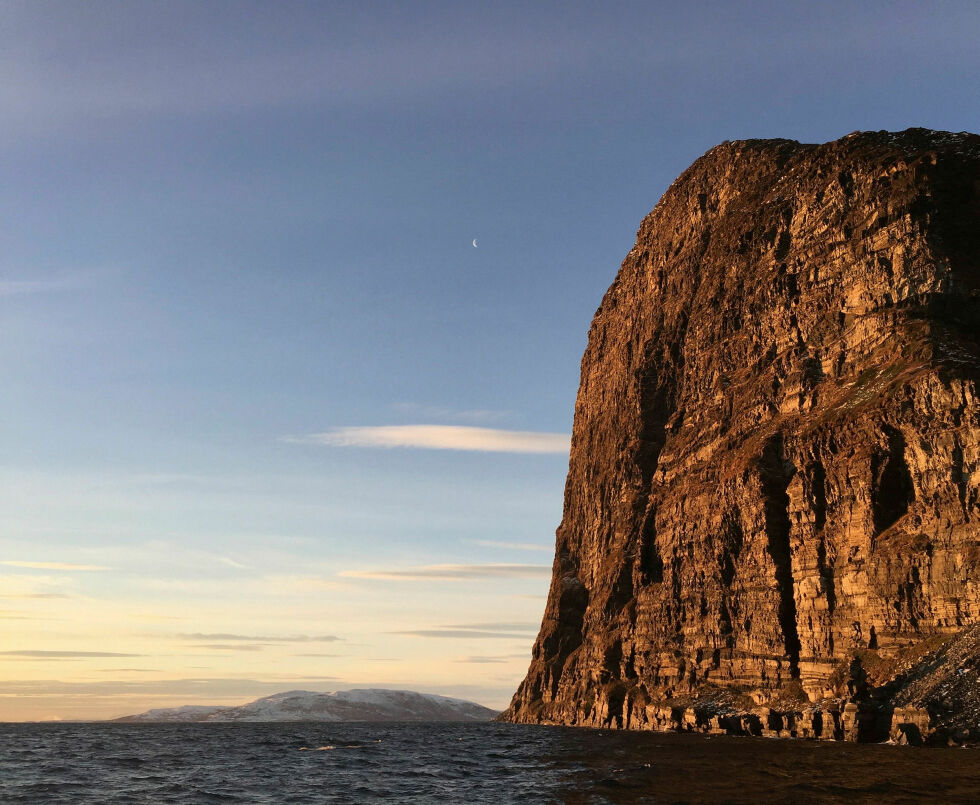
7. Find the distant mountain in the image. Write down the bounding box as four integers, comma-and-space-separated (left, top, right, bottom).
115, 688, 498, 723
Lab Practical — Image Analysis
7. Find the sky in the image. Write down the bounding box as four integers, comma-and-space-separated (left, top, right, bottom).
2, 0, 979, 720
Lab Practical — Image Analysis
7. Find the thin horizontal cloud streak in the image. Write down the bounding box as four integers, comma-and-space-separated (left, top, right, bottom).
287, 425, 570, 454
1, 560, 108, 571
216, 556, 250, 570
186, 644, 265, 652
96, 669, 159, 673
0, 278, 76, 297
0, 650, 141, 658
178, 633, 342, 643
0, 677, 339, 697
391, 629, 534, 640
0, 276, 89, 297
0, 267, 113, 297
444, 622, 539, 632
339, 563, 550, 581
454, 657, 508, 664
473, 540, 552, 552
392, 621, 539, 640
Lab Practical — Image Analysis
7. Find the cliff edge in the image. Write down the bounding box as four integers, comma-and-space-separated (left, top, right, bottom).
503, 129, 980, 744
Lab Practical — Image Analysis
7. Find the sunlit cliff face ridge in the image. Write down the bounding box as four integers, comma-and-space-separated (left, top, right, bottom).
503, 129, 980, 745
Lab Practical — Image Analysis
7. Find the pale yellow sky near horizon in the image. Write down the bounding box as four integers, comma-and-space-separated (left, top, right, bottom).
0, 552, 548, 721
0, 451, 562, 722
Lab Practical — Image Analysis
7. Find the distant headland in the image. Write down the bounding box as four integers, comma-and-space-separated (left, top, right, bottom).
116, 689, 498, 723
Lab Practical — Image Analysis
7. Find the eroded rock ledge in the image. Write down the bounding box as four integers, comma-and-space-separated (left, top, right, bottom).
503, 129, 980, 744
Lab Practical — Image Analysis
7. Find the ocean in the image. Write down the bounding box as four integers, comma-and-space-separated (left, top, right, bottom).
1, 721, 978, 803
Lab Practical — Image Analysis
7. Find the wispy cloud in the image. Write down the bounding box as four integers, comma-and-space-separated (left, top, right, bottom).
453, 654, 530, 664
285, 425, 570, 454
393, 621, 538, 641
257, 575, 350, 593
0, 267, 115, 297
339, 563, 551, 582
473, 540, 553, 552
454, 656, 509, 663
0, 277, 85, 297
186, 644, 265, 652
96, 669, 159, 673
178, 633, 343, 643
0, 650, 142, 658
0, 677, 339, 697
444, 622, 538, 632
391, 629, 534, 640
216, 556, 250, 570
0, 561, 108, 571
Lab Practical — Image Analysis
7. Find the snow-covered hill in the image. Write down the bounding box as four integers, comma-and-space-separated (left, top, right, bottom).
115, 689, 498, 723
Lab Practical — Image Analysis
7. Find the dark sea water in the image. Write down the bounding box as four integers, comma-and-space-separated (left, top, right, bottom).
1, 721, 978, 804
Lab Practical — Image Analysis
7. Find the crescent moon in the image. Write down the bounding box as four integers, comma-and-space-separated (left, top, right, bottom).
472, 239, 478, 248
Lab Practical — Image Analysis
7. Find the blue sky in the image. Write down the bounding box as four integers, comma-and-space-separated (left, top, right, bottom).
2, 0, 979, 719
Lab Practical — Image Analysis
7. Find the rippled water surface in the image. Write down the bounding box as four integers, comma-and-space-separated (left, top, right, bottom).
1, 721, 978, 803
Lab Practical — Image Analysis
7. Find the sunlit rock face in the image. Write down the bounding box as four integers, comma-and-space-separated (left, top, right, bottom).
503, 129, 980, 741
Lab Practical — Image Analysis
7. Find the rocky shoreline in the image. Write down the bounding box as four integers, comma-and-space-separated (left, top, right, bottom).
595, 623, 980, 745
620, 700, 932, 745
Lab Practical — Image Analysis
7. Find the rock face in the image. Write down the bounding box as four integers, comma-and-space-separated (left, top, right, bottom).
503, 129, 980, 743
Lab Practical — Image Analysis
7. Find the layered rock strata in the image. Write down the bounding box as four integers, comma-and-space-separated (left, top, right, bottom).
504, 129, 980, 743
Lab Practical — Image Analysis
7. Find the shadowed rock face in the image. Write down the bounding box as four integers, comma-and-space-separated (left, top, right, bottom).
504, 129, 980, 738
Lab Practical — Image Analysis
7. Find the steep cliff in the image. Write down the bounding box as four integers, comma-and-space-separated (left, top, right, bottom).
504, 129, 980, 743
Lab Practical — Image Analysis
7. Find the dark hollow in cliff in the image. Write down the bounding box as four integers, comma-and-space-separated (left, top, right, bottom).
504, 129, 980, 743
